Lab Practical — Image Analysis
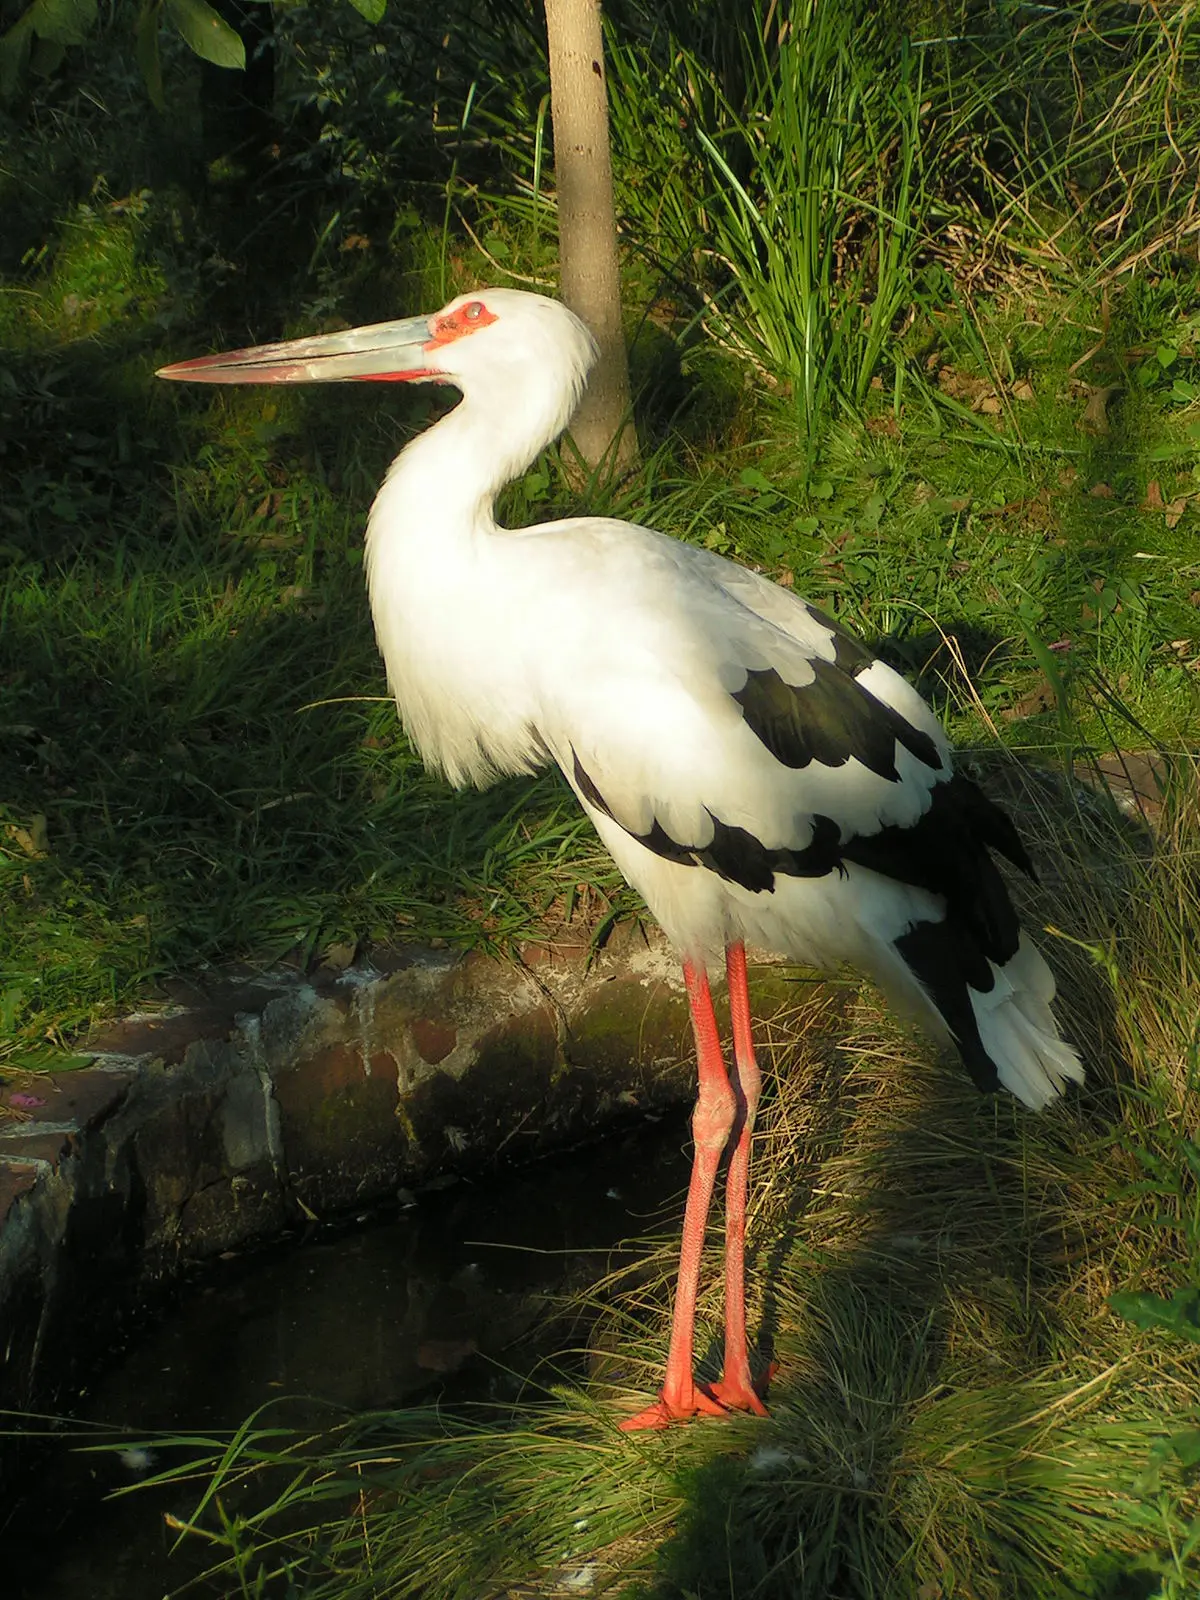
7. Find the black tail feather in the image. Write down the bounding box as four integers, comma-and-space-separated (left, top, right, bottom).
894, 917, 1001, 1093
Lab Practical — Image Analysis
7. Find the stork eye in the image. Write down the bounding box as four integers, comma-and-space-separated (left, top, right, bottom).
464, 300, 484, 321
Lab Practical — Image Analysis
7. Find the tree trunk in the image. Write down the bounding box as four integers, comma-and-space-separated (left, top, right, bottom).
544, 0, 637, 473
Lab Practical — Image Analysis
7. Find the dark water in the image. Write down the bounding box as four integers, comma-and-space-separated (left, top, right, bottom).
2, 1113, 691, 1600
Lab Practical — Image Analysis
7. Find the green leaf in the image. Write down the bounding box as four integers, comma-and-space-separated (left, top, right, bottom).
1110, 1286, 1200, 1344
165, 0, 244, 68
1, 0, 95, 87
135, 0, 165, 111
21, 0, 96, 45
0, 984, 26, 1032
738, 467, 775, 494
1016, 617, 1070, 728
10, 1045, 96, 1073
1148, 440, 1195, 460
861, 491, 886, 529
345, 0, 386, 21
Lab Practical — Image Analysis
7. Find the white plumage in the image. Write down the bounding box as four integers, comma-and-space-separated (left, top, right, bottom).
160, 286, 1083, 1429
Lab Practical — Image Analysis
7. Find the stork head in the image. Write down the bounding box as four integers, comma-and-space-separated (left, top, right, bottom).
157, 288, 599, 438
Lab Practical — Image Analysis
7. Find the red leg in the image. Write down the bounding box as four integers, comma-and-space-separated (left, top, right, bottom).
620, 959, 737, 1430
708, 941, 771, 1415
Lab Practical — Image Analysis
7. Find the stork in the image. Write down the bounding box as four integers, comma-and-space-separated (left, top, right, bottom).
159, 289, 1083, 1430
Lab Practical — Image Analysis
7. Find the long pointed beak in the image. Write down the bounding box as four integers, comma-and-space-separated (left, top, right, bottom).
156, 314, 441, 385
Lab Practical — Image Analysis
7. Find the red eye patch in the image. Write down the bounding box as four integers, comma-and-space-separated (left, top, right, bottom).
425, 299, 497, 349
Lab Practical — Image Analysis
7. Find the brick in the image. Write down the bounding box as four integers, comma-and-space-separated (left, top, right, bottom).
1091, 751, 1169, 822
274, 1045, 404, 1209
405, 1006, 560, 1166
133, 1087, 231, 1225
410, 1017, 457, 1064
86, 988, 278, 1065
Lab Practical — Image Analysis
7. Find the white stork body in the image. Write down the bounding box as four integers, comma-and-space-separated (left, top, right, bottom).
160, 287, 1083, 1429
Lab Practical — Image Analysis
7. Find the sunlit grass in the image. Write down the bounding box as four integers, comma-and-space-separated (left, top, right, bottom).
3, 0, 1200, 1070
607, 0, 928, 442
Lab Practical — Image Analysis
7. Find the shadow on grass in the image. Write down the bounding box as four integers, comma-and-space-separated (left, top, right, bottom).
100, 973, 1182, 1600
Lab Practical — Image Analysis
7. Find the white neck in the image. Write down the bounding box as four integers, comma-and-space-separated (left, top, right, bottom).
361, 375, 579, 787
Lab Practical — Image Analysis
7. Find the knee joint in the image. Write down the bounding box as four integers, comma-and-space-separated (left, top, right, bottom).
692, 1080, 736, 1153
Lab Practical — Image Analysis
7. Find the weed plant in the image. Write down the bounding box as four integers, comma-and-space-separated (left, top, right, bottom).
919, 0, 1200, 283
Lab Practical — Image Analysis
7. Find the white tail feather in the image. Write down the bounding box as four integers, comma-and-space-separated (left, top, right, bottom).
970, 934, 1085, 1110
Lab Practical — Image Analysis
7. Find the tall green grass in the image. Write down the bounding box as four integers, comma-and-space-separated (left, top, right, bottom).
600, 0, 1200, 438
603, 0, 926, 440
916, 0, 1200, 284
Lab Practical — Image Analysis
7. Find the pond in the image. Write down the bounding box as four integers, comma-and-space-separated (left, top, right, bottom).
2, 1110, 692, 1600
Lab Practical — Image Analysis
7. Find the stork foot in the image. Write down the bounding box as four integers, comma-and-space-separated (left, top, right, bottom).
707, 1361, 778, 1418
618, 1382, 732, 1431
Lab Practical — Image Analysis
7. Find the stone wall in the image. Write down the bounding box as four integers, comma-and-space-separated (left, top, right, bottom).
0, 932, 704, 1425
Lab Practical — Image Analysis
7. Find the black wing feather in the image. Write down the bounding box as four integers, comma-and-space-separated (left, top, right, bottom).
839, 774, 1029, 965
732, 663, 942, 780
573, 750, 1031, 975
